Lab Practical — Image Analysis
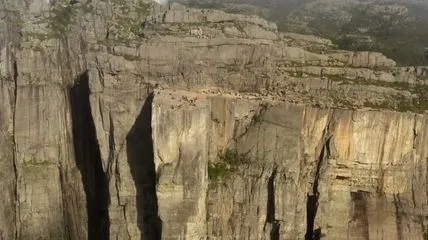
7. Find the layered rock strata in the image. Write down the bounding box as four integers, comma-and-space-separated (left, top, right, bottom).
0, 0, 428, 239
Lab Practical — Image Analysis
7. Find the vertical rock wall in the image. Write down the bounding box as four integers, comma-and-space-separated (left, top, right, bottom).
1, 0, 428, 239
152, 90, 209, 239
0, 73, 17, 240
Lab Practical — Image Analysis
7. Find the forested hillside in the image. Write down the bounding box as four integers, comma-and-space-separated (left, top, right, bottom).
178, 0, 428, 65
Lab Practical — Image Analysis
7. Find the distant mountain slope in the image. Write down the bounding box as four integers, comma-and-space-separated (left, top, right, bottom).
177, 0, 428, 65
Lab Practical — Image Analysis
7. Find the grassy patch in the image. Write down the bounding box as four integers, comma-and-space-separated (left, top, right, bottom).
364, 92, 428, 113
355, 79, 428, 113
208, 148, 250, 184
186, 0, 225, 10
250, 103, 269, 124
48, 4, 76, 38
304, 72, 428, 113
324, 74, 347, 82
330, 92, 356, 108
352, 77, 412, 90
107, 1, 153, 42
252, 113, 264, 123
364, 100, 393, 110
325, 74, 416, 92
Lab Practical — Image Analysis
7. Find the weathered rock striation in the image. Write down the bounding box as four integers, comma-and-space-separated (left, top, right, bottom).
1, 0, 428, 239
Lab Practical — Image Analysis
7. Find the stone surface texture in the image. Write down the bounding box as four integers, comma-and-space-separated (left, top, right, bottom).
1, 0, 428, 239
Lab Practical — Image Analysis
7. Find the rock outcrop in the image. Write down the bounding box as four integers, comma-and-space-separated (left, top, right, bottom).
1, 0, 428, 239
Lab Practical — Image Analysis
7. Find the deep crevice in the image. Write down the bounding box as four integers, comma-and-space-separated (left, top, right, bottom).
126, 92, 162, 240
305, 136, 331, 240
393, 194, 404, 240
264, 167, 280, 240
70, 71, 110, 240
12, 60, 19, 240
413, 118, 418, 149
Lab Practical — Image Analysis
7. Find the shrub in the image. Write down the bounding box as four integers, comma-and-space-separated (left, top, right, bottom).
208, 148, 250, 184
251, 103, 269, 124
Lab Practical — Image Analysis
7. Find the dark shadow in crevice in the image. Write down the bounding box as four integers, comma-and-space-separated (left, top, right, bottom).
126, 93, 162, 240
305, 136, 331, 240
393, 193, 404, 240
305, 193, 320, 240
70, 71, 110, 240
264, 167, 280, 240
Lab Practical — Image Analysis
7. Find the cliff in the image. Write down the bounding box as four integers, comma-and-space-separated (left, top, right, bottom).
0, 0, 428, 239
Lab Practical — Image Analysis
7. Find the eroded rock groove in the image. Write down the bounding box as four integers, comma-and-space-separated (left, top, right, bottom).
126, 92, 162, 240
70, 71, 110, 240
305, 136, 331, 240
12, 60, 19, 240
265, 167, 280, 240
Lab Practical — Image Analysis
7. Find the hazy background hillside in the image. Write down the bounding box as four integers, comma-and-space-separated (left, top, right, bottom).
175, 0, 428, 65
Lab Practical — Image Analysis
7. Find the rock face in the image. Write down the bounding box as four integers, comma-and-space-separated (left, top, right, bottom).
1, 0, 428, 239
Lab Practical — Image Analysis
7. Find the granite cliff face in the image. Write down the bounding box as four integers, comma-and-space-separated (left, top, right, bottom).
1, 0, 428, 239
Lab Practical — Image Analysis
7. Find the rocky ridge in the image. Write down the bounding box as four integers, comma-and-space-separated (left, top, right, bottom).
1, 0, 428, 239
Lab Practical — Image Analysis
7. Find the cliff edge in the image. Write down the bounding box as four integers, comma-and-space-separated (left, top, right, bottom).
1, 0, 428, 239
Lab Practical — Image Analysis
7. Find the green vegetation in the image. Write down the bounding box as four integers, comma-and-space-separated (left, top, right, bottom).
43, 1, 93, 39
329, 92, 355, 109
106, 1, 153, 42
324, 73, 415, 91
324, 74, 346, 83
251, 103, 269, 124
182, 0, 428, 65
186, 0, 225, 10
318, 73, 428, 112
308, 4, 428, 66
364, 93, 428, 113
208, 148, 251, 184
364, 99, 393, 110
252, 113, 264, 123
295, 71, 304, 78
48, 4, 76, 38
354, 78, 428, 112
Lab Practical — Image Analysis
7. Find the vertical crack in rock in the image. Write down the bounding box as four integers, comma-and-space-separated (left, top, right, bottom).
411, 177, 417, 209
426, 157, 428, 210
126, 92, 162, 240
108, 113, 115, 173
412, 116, 418, 208
393, 194, 404, 240
70, 71, 110, 240
305, 118, 333, 240
264, 167, 280, 240
412, 116, 418, 150
12, 60, 19, 240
